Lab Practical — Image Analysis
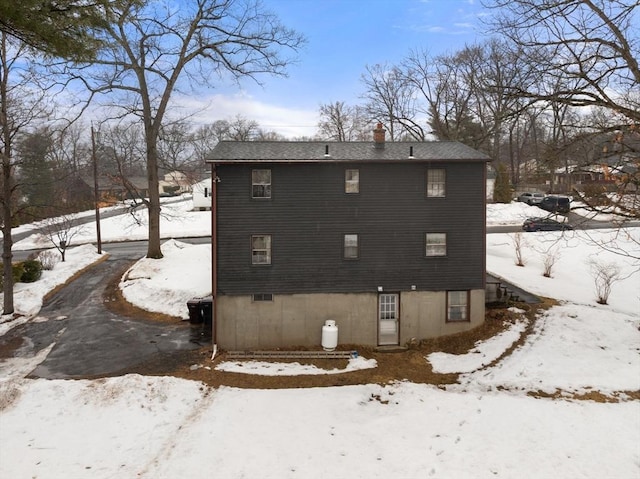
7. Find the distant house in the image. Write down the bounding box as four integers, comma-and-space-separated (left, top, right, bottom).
160, 171, 192, 195
79, 176, 149, 204
553, 153, 639, 192
192, 178, 212, 210
206, 124, 491, 350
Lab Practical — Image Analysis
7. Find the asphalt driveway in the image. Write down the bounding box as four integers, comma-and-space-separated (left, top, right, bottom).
0, 255, 201, 379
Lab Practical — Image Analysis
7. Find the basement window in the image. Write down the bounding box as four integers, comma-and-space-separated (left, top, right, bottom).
447, 291, 469, 322
252, 293, 273, 302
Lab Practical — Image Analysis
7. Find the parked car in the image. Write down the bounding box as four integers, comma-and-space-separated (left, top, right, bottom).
517, 192, 545, 205
522, 217, 574, 232
538, 195, 571, 213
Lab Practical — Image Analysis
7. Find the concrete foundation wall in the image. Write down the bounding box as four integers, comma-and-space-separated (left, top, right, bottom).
399, 290, 485, 342
215, 290, 485, 350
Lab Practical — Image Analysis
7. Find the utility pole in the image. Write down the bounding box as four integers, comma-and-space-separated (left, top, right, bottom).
91, 125, 102, 254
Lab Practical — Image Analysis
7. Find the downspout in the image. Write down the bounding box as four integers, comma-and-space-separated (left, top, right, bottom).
211, 164, 218, 359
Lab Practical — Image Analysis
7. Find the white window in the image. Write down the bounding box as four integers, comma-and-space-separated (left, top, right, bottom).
252, 169, 271, 198
379, 294, 398, 321
344, 234, 359, 259
251, 235, 271, 265
426, 233, 447, 256
345, 169, 359, 193
427, 168, 445, 197
447, 291, 469, 322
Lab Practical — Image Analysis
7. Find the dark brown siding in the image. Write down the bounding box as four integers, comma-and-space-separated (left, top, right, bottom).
215, 161, 486, 295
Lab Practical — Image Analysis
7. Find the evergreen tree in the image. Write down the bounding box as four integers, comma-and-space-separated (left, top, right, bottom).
493, 163, 512, 203
0, 0, 133, 60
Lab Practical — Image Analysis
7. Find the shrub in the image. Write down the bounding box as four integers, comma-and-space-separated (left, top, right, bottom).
39, 250, 59, 271
493, 163, 512, 203
21, 260, 43, 283
511, 232, 527, 267
589, 259, 621, 305
12, 263, 25, 283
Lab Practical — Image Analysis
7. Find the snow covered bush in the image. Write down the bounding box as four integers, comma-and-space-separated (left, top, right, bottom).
38, 250, 59, 271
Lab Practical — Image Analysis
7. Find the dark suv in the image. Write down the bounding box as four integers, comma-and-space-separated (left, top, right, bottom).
538, 195, 570, 214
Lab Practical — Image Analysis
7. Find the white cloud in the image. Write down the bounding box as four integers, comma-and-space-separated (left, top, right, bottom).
173, 91, 320, 139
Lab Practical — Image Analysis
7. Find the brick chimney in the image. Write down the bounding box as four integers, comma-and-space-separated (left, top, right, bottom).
373, 122, 385, 148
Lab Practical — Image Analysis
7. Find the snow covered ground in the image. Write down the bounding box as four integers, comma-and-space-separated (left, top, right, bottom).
1, 201, 639, 478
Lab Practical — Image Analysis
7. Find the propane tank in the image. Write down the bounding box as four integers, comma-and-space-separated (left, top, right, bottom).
321, 320, 338, 351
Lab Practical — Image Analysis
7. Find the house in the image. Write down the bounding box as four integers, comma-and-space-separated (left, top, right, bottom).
192, 177, 212, 210
206, 124, 491, 350
552, 154, 639, 193
79, 175, 149, 204
160, 171, 193, 195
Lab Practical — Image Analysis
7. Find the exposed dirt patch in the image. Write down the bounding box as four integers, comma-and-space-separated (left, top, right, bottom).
0, 336, 25, 359
103, 260, 182, 324
124, 304, 533, 390
99, 277, 568, 391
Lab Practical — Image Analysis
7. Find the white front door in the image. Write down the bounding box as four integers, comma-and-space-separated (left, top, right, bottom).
378, 293, 399, 346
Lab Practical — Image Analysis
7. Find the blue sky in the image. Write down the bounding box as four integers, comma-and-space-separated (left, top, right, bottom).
188, 0, 489, 137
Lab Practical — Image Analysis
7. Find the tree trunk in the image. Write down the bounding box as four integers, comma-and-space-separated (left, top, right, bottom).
145, 136, 162, 259
1, 122, 14, 314
2, 167, 14, 315
1, 34, 14, 315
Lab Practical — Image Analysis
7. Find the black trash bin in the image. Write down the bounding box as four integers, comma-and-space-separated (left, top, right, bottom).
187, 298, 203, 324
200, 297, 213, 327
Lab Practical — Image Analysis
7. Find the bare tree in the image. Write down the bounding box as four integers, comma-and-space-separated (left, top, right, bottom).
64, 0, 304, 259
226, 115, 259, 141
41, 214, 83, 262
483, 1, 640, 225
589, 259, 622, 305
511, 232, 527, 267
360, 63, 424, 141
482, 0, 640, 124
97, 123, 145, 176
317, 101, 369, 141
157, 121, 194, 173
190, 121, 229, 165
541, 247, 561, 278
254, 129, 286, 141
0, 34, 52, 314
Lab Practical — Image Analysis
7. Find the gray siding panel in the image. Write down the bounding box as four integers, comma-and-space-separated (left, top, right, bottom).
216, 162, 486, 295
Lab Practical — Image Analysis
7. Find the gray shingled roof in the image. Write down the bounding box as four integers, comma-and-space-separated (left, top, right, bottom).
206, 141, 491, 163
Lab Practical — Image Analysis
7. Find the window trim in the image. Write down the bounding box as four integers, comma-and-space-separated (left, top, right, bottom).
425, 232, 447, 257
446, 290, 470, 322
427, 168, 446, 198
251, 234, 272, 265
345, 168, 359, 194
251, 169, 272, 199
343, 233, 359, 259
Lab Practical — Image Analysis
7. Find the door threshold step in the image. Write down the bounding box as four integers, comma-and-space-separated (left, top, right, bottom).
375, 345, 408, 353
